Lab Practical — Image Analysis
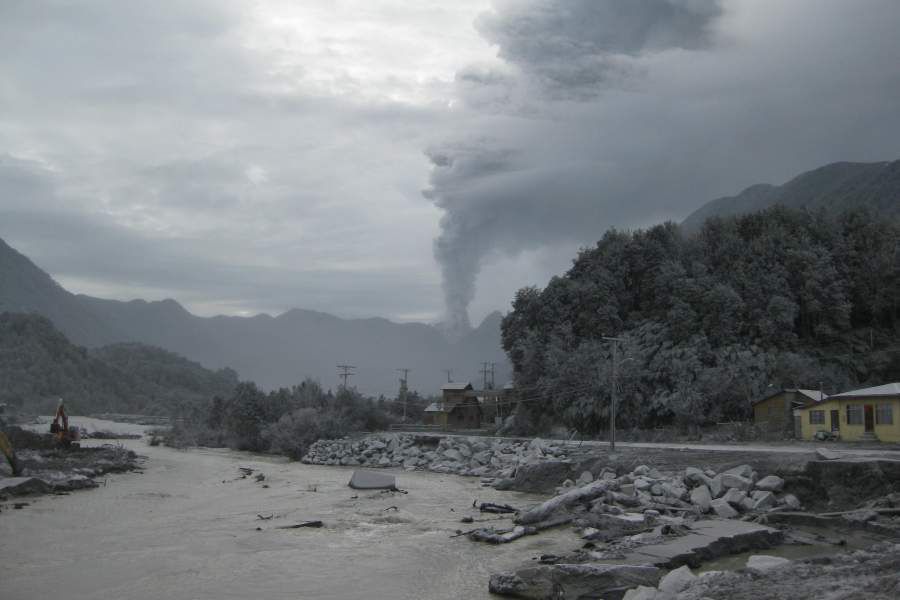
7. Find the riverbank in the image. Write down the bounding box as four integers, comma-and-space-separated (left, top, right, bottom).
0, 430, 567, 600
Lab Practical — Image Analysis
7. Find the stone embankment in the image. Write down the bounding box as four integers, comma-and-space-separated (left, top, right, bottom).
302, 434, 570, 478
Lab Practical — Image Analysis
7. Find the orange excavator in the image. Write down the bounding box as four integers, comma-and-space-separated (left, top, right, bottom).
50, 399, 79, 446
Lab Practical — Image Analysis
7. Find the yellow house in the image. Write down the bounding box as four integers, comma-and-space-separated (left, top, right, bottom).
798, 382, 900, 443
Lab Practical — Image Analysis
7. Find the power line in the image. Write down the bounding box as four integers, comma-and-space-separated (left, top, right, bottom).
337, 364, 356, 389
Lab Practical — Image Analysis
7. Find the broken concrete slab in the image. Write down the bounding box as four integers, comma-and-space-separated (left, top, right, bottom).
618, 519, 782, 569
348, 470, 397, 490
488, 563, 660, 599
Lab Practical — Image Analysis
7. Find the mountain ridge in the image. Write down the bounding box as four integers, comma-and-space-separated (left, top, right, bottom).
682, 159, 900, 231
0, 239, 509, 396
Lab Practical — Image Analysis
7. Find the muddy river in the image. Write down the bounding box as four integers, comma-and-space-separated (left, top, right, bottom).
2, 420, 573, 600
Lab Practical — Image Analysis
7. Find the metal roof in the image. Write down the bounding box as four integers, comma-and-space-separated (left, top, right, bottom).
424, 402, 447, 413
441, 382, 473, 391
753, 388, 826, 406
830, 382, 900, 399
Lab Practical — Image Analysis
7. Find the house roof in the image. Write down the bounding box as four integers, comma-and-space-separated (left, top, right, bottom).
830, 382, 900, 399
753, 388, 826, 406
424, 402, 447, 413
441, 382, 473, 391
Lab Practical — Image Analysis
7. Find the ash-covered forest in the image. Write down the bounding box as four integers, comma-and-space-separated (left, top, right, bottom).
501, 207, 900, 434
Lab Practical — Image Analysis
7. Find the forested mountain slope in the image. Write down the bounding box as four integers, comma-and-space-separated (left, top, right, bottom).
682, 160, 900, 232
0, 238, 508, 395
0, 312, 238, 415
501, 207, 900, 434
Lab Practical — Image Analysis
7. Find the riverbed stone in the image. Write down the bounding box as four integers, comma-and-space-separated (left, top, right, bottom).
781, 493, 801, 509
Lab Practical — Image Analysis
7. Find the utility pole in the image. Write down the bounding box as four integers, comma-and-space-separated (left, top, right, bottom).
479, 362, 491, 390
337, 364, 356, 390
397, 368, 410, 422
602, 336, 623, 451
489, 362, 496, 389
443, 369, 453, 383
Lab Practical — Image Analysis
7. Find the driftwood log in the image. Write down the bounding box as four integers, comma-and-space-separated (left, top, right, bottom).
475, 501, 518, 514
516, 480, 611, 525
277, 520, 324, 529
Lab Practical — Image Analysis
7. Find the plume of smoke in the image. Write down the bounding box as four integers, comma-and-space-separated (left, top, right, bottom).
426, 0, 725, 333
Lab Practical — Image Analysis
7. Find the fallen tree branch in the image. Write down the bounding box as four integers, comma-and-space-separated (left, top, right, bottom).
474, 500, 518, 514
516, 480, 611, 525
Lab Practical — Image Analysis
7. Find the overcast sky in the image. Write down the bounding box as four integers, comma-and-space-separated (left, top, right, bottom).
2, 1, 899, 326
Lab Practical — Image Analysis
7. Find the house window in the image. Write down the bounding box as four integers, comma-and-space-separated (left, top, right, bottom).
808, 410, 825, 425
847, 404, 864, 425
876, 404, 893, 425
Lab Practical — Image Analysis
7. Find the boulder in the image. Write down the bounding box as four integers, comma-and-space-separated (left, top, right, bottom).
684, 467, 706, 486
457, 444, 473, 458
690, 485, 712, 513
746, 555, 791, 573
754, 475, 785, 492
781, 493, 802, 510
752, 491, 776, 511
658, 565, 697, 594
724, 464, 754, 478
722, 488, 747, 507
710, 498, 739, 518
721, 474, 752, 492
708, 474, 724, 498
442, 448, 463, 462
348, 470, 397, 490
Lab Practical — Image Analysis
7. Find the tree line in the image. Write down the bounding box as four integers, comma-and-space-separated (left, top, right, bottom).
501, 207, 900, 434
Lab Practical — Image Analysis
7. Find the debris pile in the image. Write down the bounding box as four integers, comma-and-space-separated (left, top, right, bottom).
302, 435, 569, 478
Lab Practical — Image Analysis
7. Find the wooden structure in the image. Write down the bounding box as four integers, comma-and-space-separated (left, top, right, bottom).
798, 382, 900, 442
423, 382, 483, 430
752, 389, 823, 436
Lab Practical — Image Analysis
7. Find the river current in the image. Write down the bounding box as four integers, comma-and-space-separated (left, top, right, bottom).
3, 418, 570, 599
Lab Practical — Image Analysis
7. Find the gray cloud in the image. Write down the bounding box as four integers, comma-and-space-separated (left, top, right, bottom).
427, 0, 900, 332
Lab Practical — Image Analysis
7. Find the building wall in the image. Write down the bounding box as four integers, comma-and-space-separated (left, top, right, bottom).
799, 396, 900, 442
753, 393, 792, 432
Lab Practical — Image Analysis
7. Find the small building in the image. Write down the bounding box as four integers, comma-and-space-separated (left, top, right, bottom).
423, 382, 483, 430
753, 389, 824, 436
797, 382, 900, 442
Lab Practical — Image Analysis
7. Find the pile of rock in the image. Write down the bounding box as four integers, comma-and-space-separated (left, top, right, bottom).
302, 434, 569, 479
533, 463, 801, 524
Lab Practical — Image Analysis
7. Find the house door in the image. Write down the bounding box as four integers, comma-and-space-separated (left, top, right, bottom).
830, 410, 840, 432
864, 405, 875, 432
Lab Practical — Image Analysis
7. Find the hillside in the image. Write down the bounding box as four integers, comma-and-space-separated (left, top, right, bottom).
0, 239, 509, 395
0, 312, 238, 415
502, 207, 900, 434
682, 160, 900, 231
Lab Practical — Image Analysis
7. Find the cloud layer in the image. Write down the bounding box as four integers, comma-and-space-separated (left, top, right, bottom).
426, 0, 900, 331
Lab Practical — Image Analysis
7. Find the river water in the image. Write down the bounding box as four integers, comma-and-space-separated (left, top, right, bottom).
2, 419, 573, 600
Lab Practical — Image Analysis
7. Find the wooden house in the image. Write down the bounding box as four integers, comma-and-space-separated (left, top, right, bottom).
752, 389, 824, 437
423, 382, 483, 430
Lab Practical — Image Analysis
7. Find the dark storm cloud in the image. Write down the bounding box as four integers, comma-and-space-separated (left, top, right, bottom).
427, 0, 900, 331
